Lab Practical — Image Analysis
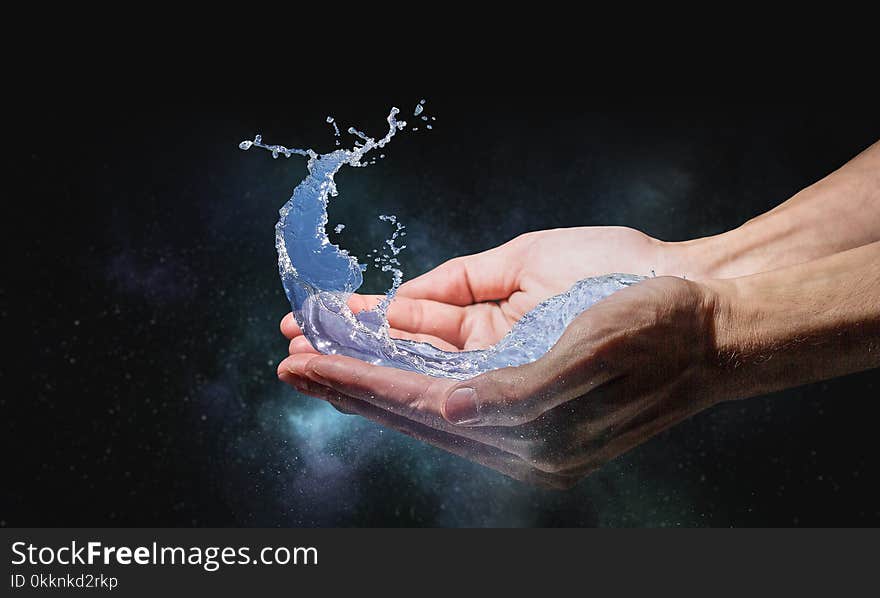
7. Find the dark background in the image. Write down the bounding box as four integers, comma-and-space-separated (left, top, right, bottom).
5, 92, 879, 527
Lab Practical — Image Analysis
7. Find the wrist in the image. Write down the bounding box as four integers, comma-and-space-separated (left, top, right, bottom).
666, 158, 880, 280
700, 243, 880, 402
699, 275, 788, 402
658, 232, 762, 280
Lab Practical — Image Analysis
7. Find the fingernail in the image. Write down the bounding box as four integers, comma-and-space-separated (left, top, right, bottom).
445, 388, 479, 424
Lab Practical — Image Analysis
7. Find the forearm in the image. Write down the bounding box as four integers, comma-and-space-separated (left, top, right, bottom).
666, 141, 880, 279
706, 241, 880, 401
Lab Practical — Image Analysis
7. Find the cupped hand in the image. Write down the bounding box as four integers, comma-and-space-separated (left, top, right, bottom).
284, 226, 674, 354
280, 275, 728, 486
390, 226, 668, 349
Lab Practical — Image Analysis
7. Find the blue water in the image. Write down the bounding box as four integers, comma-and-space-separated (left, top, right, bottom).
241, 106, 642, 379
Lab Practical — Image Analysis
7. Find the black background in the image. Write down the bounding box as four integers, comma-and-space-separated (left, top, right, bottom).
5, 84, 880, 527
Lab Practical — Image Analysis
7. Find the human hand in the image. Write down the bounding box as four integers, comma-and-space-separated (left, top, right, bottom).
280, 276, 727, 486
389, 226, 676, 350
281, 238, 880, 486
284, 226, 683, 354
287, 375, 582, 488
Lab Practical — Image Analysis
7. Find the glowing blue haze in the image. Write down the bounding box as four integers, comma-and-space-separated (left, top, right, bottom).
240, 106, 642, 379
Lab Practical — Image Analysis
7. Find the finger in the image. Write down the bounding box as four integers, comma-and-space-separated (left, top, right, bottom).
278, 352, 322, 384
276, 362, 361, 416
279, 352, 586, 485
291, 354, 456, 427
438, 306, 625, 427
278, 355, 361, 417
349, 294, 468, 347
291, 350, 584, 432
387, 329, 461, 352
277, 366, 302, 387
280, 354, 543, 463
288, 328, 460, 355
304, 383, 574, 489
572, 377, 710, 475
289, 335, 319, 355
278, 359, 570, 488
287, 294, 469, 348
279, 297, 395, 340
277, 358, 313, 392
397, 236, 531, 305
280, 312, 301, 339
286, 293, 620, 429
284, 372, 577, 490
295, 378, 360, 415
553, 397, 691, 478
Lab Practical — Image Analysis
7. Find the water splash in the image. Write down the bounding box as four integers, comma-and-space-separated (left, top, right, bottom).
408, 99, 436, 133
326, 116, 341, 146
241, 106, 642, 379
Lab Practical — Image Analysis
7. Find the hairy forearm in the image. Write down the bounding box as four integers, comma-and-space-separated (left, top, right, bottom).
666, 141, 880, 279
706, 241, 880, 401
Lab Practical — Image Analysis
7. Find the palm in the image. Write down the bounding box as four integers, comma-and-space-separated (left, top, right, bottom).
515, 227, 662, 298
389, 227, 663, 350
282, 227, 666, 354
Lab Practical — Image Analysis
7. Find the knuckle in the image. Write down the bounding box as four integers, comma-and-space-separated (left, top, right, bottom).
494, 374, 525, 406
447, 255, 469, 271
407, 393, 431, 416
512, 231, 534, 245
408, 377, 447, 419
481, 374, 537, 425
411, 300, 425, 331
514, 230, 541, 244
506, 231, 542, 254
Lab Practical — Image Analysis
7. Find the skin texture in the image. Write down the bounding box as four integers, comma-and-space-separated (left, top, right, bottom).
287, 226, 671, 352
278, 142, 880, 488
677, 141, 880, 278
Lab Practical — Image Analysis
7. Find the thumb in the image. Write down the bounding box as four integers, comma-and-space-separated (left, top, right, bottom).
441, 328, 617, 427
397, 235, 531, 306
